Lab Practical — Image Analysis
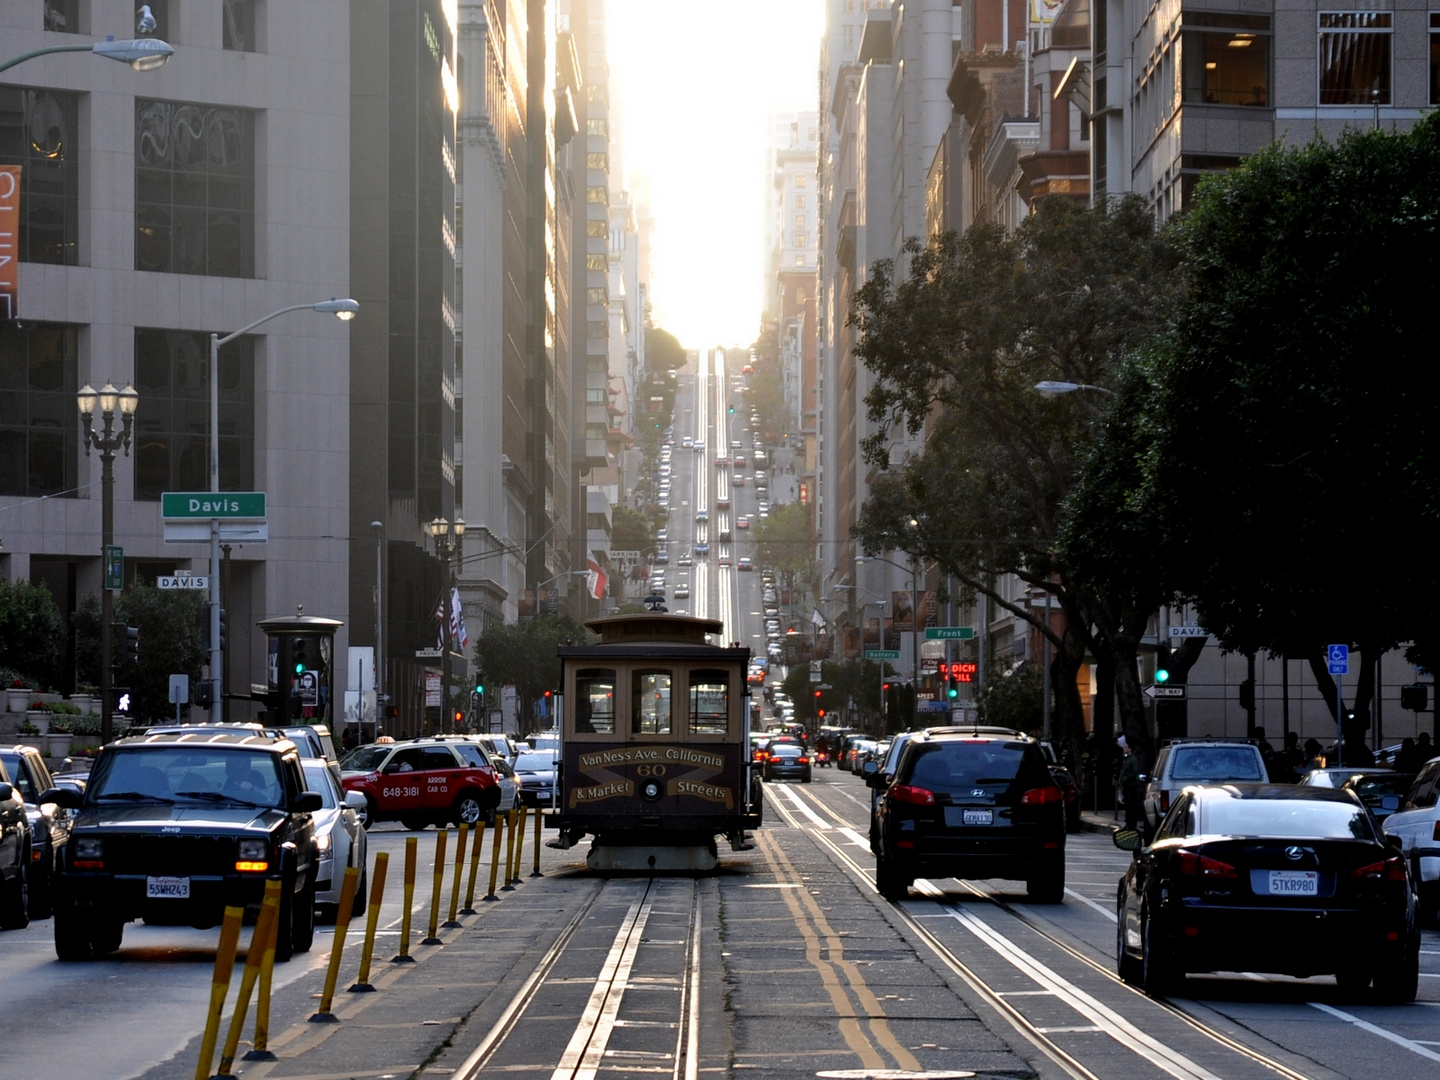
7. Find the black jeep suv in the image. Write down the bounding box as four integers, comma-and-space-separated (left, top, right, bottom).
44, 732, 321, 961
870, 730, 1066, 903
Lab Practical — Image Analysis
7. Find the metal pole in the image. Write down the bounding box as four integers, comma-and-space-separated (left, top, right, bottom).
1042, 590, 1052, 742
1336, 674, 1344, 768
208, 332, 223, 723
100, 434, 114, 743
373, 521, 384, 729
440, 538, 451, 735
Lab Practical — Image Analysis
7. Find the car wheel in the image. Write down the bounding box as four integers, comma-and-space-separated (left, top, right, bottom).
1373, 934, 1419, 1004
875, 853, 911, 902
53, 904, 93, 960
452, 789, 486, 827
1416, 876, 1438, 929
351, 865, 368, 919
0, 860, 29, 930
1116, 890, 1141, 984
1335, 964, 1371, 997
1026, 854, 1065, 904
401, 816, 431, 831
1140, 911, 1177, 996
358, 796, 378, 831
92, 917, 123, 956
315, 902, 338, 926
290, 874, 316, 955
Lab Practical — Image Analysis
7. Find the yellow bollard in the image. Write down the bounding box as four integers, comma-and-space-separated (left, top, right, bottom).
393, 836, 418, 963
501, 808, 519, 891
214, 885, 282, 1074
531, 803, 544, 877
310, 865, 361, 1021
243, 880, 284, 1061
445, 823, 469, 927
462, 818, 487, 913
510, 805, 528, 885
422, 828, 448, 944
194, 905, 245, 1080
485, 810, 505, 900
350, 851, 389, 992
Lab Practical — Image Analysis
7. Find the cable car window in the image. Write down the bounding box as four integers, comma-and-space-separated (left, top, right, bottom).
574, 668, 616, 734
689, 669, 729, 734
632, 669, 673, 735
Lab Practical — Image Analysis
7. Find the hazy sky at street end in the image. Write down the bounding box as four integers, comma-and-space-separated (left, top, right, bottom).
607, 0, 823, 351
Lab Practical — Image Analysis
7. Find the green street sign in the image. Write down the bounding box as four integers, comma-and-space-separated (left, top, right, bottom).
925, 626, 976, 640
104, 545, 124, 590
865, 649, 901, 660
162, 491, 267, 519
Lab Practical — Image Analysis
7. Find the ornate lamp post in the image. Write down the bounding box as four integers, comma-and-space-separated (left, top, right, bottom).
428, 517, 465, 733
77, 381, 138, 744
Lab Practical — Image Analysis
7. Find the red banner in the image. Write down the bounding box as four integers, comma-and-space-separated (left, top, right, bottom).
0, 167, 18, 320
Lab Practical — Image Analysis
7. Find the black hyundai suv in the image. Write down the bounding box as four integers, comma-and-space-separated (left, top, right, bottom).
44, 732, 321, 961
869, 730, 1066, 903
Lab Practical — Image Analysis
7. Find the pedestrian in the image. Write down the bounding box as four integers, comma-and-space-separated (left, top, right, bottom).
1250, 725, 1276, 777
1118, 736, 1146, 835
1275, 731, 1306, 781
341, 725, 358, 752
1394, 737, 1421, 775
1303, 737, 1325, 772
1417, 731, 1435, 766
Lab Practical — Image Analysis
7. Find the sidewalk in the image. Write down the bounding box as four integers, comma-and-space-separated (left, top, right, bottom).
1079, 808, 1122, 835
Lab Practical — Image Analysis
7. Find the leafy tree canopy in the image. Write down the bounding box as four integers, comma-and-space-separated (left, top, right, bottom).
1146, 115, 1440, 671
751, 502, 813, 600
471, 615, 593, 725
611, 504, 654, 556
646, 327, 687, 371
0, 579, 66, 690
74, 586, 205, 722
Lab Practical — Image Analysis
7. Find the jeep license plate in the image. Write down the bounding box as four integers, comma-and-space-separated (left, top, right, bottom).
147, 876, 190, 899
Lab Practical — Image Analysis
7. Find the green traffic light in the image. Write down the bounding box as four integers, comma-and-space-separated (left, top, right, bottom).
475, 684, 484, 695
1155, 668, 1170, 683
947, 686, 958, 699
294, 663, 306, 675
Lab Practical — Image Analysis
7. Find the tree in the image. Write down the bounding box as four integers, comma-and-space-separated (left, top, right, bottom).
850, 197, 1179, 768
977, 663, 1044, 734
1140, 114, 1440, 750
646, 326, 687, 371
751, 503, 813, 605
0, 579, 66, 690
74, 585, 206, 722
611, 504, 653, 557
471, 615, 593, 728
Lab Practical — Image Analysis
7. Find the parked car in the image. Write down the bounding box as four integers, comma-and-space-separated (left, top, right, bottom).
1301, 766, 1389, 789
301, 758, 368, 923
737, 557, 754, 571
45, 732, 321, 960
871, 730, 1065, 902
1382, 756, 1440, 925
1143, 739, 1268, 831
0, 756, 31, 930
1116, 784, 1419, 1000
341, 736, 505, 830
1344, 771, 1414, 825
0, 744, 69, 918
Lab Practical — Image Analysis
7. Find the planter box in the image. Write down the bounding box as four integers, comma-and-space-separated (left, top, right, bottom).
69, 694, 96, 715
5, 688, 31, 713
35, 693, 62, 707
70, 735, 101, 753
25, 711, 50, 735
46, 733, 73, 759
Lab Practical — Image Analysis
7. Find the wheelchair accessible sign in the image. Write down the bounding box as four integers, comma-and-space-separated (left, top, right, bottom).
1326, 644, 1349, 676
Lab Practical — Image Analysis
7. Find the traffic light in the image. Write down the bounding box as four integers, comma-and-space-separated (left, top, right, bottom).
291, 637, 307, 675
194, 682, 214, 708
1401, 684, 1428, 711
475, 681, 484, 696
947, 675, 959, 700
453, 709, 463, 726
1155, 666, 1170, 684
217, 607, 227, 652
122, 625, 139, 666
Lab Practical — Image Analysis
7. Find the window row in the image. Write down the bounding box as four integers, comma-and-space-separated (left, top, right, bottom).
43, 0, 259, 50
572, 667, 733, 738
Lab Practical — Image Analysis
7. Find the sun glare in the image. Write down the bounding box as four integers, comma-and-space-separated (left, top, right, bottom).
607, 0, 823, 351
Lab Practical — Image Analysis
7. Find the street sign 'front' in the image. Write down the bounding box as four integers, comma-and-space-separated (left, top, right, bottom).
1327, 644, 1349, 676
925, 627, 975, 640
161, 491, 267, 519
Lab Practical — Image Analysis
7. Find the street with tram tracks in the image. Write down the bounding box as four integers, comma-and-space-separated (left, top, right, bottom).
3, 766, 1438, 1080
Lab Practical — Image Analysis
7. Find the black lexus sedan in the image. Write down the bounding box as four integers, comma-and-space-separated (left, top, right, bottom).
1115, 783, 1419, 1001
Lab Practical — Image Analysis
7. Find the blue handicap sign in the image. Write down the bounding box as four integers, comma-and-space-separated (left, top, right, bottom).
1326, 643, 1349, 676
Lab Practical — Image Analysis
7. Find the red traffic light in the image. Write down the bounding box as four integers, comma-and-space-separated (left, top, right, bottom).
814, 689, 822, 699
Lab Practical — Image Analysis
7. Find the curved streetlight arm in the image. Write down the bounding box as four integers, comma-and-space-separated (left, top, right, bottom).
0, 38, 175, 74
1034, 380, 1114, 397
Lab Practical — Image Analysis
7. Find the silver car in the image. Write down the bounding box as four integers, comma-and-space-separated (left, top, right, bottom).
512, 750, 559, 808
301, 758, 368, 923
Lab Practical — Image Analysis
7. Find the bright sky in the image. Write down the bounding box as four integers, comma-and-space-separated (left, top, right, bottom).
607, 0, 823, 351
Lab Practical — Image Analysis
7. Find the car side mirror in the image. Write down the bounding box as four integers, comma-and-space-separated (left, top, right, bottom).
39, 786, 81, 809
861, 760, 878, 776
1385, 833, 1403, 853
1113, 828, 1144, 852
291, 791, 323, 813
381, 762, 401, 775
344, 790, 367, 811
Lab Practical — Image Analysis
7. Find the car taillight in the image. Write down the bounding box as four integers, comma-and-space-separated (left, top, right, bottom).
797, 757, 809, 765
1021, 785, 1063, 806
1352, 857, 1406, 882
1178, 850, 1238, 879
1159, 790, 1171, 813
889, 784, 935, 806
1433, 821, 1440, 842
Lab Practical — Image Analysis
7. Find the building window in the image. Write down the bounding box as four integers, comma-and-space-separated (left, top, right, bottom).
586, 219, 607, 237
0, 88, 80, 265
586, 252, 606, 271
585, 84, 608, 103
795, 214, 806, 228
587, 185, 608, 204
1318, 12, 1392, 105
1182, 14, 1270, 106
222, 0, 258, 51
0, 323, 77, 497
1431, 14, 1440, 104
43, 0, 81, 32
133, 329, 254, 500
796, 195, 806, 208
585, 388, 607, 405
587, 287, 608, 305
135, 100, 255, 277
795, 233, 806, 247
587, 117, 608, 136
796, 176, 807, 188
587, 320, 607, 339
587, 152, 607, 170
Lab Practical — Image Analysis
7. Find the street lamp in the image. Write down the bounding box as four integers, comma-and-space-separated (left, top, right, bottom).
428, 516, 466, 734
1034, 380, 1114, 397
77, 381, 138, 744
0, 36, 175, 74
837, 584, 887, 731
204, 298, 358, 720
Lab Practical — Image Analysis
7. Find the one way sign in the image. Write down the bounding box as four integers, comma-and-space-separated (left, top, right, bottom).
1144, 684, 1185, 700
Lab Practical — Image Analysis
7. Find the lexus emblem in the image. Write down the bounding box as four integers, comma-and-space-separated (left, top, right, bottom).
1284, 845, 1304, 861
971, 789, 986, 798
